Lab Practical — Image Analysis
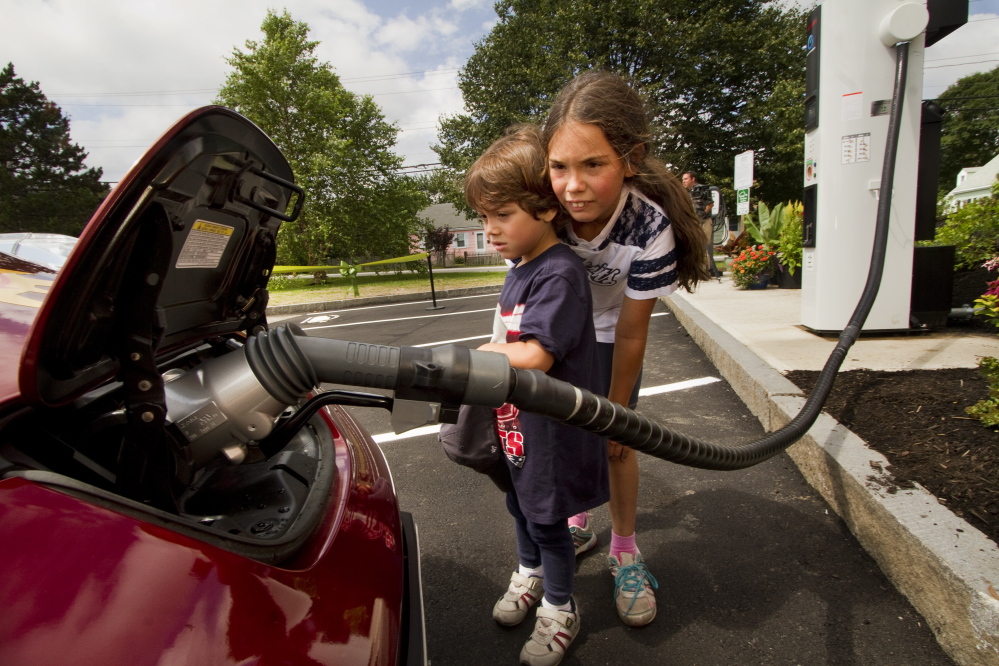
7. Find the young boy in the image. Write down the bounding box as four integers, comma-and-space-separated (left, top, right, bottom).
466, 125, 609, 666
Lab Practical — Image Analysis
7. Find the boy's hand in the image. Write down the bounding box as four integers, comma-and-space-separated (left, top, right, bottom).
608, 440, 631, 461
477, 339, 554, 372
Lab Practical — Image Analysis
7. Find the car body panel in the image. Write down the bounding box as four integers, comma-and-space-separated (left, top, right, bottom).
0, 403, 408, 666
0, 107, 425, 665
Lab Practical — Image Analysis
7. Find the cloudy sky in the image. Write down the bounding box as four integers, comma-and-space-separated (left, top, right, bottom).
2, 0, 997, 184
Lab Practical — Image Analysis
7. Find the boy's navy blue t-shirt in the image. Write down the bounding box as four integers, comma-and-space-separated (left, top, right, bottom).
491, 243, 610, 524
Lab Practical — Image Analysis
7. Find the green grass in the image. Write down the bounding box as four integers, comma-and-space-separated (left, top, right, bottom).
267, 270, 508, 306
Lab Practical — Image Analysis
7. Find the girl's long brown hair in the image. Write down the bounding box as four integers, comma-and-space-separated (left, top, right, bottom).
542, 70, 709, 291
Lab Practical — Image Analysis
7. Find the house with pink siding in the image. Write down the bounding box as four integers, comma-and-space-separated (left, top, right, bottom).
419, 203, 503, 266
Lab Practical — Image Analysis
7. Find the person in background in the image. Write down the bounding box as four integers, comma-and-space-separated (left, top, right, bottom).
682, 170, 723, 279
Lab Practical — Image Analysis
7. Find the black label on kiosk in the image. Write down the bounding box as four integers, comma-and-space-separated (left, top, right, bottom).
804, 6, 820, 132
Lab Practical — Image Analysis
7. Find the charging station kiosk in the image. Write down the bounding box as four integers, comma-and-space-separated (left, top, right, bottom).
800, 0, 932, 333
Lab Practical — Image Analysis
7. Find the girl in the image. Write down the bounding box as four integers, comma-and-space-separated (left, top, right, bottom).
468, 125, 609, 666
541, 70, 708, 627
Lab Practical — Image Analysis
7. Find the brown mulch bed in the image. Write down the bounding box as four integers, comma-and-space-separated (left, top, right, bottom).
786, 367, 999, 545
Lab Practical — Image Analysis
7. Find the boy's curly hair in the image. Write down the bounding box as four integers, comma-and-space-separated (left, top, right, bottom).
464, 124, 568, 231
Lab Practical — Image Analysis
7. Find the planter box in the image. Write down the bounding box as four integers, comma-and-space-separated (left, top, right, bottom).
777, 266, 801, 289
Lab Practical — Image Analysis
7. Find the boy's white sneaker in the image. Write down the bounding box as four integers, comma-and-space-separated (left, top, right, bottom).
493, 572, 544, 626
519, 603, 580, 666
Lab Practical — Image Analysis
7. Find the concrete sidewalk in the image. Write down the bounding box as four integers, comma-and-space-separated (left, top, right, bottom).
665, 279, 999, 666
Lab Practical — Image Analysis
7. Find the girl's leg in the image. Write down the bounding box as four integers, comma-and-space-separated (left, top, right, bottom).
607, 456, 658, 627
598, 344, 657, 626
600, 340, 643, 553
608, 453, 640, 538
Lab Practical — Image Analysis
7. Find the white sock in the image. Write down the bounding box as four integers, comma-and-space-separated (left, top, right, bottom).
541, 597, 573, 612
519, 563, 544, 578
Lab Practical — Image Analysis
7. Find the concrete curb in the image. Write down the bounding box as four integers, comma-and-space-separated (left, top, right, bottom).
266, 285, 503, 316
664, 292, 999, 666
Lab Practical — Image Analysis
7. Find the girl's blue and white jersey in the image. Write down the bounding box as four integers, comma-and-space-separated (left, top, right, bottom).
559, 185, 678, 342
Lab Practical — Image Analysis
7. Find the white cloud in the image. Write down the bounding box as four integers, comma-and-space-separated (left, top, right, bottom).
449, 0, 486, 11
8, 0, 991, 187
374, 14, 459, 51
0, 0, 482, 182
923, 13, 999, 98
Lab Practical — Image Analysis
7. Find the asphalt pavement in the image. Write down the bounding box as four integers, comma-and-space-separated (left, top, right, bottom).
271, 290, 963, 665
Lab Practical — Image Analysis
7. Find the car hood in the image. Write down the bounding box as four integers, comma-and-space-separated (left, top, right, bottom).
18, 106, 301, 408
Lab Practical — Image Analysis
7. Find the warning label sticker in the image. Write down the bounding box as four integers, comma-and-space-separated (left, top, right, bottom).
177, 221, 234, 269
841, 133, 871, 165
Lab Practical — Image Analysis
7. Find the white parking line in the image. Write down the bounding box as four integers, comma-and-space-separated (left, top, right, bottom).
374, 424, 442, 443
297, 292, 501, 317
639, 376, 720, 396
413, 335, 492, 347
301, 308, 496, 331
371, 376, 721, 442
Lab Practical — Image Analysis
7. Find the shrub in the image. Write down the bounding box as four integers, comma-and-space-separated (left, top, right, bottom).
966, 356, 999, 427
776, 201, 804, 276
730, 244, 777, 289
744, 201, 784, 246
928, 181, 999, 269
966, 267, 999, 427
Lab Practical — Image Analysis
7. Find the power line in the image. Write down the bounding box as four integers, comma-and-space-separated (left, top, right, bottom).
54, 85, 458, 108
52, 88, 217, 98
340, 69, 459, 83
49, 67, 460, 98
925, 95, 999, 102
367, 86, 457, 96
924, 58, 999, 70
77, 117, 442, 143
926, 52, 999, 63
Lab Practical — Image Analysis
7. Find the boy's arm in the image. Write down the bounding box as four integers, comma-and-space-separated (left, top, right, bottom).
478, 338, 554, 372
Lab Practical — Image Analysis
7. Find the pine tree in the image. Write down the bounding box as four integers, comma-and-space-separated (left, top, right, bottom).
0, 63, 108, 236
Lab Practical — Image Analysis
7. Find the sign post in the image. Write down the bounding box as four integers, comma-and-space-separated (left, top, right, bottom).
734, 150, 754, 217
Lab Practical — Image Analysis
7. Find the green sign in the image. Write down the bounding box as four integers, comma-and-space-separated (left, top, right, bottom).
737, 188, 750, 215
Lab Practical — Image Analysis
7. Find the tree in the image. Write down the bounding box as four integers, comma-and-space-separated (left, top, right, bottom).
936, 66, 999, 195
0, 63, 109, 236
216, 11, 428, 265
934, 179, 999, 270
433, 0, 806, 214
424, 224, 455, 266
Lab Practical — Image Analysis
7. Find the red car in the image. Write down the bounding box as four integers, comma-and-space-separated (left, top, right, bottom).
0, 107, 426, 666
